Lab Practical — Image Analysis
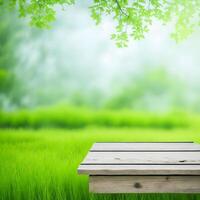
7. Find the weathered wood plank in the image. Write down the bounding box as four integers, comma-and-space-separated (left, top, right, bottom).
79, 142, 200, 193
89, 175, 200, 193
78, 164, 200, 175
82, 152, 200, 165
91, 142, 200, 152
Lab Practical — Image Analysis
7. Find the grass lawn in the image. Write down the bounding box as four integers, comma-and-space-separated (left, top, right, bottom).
0, 128, 200, 200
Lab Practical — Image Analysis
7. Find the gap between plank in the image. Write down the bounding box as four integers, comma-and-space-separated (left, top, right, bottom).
95, 142, 194, 143
90, 150, 200, 152
81, 163, 200, 165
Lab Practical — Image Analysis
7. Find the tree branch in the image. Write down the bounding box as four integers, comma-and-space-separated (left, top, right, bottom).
115, 0, 129, 17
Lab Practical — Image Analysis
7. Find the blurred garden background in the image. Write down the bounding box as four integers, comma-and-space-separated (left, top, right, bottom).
0, 1, 200, 200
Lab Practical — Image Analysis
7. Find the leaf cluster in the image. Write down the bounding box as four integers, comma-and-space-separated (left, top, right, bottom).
1, 0, 200, 46
90, 0, 200, 46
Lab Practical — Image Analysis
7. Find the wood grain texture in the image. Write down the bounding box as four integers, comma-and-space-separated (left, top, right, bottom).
89, 175, 200, 193
82, 152, 200, 165
78, 164, 200, 175
91, 142, 200, 152
79, 142, 200, 193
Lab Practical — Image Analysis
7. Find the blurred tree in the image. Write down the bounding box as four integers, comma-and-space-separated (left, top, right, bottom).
0, 0, 199, 46
0, 7, 24, 109
68, 89, 105, 108
106, 67, 186, 112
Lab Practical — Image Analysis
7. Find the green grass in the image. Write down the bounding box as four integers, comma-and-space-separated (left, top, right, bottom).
0, 128, 200, 200
0, 104, 196, 129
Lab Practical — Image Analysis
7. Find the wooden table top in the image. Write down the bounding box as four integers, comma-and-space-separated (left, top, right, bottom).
78, 142, 200, 175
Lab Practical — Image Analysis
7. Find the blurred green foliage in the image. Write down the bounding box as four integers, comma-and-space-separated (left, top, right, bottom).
0, 4, 198, 112
0, 7, 24, 108
106, 67, 185, 110
0, 104, 195, 129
